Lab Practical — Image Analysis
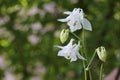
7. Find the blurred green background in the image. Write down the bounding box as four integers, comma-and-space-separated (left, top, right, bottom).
0, 0, 120, 80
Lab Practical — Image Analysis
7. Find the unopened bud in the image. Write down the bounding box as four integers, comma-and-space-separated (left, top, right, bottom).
96, 46, 107, 62
60, 29, 69, 43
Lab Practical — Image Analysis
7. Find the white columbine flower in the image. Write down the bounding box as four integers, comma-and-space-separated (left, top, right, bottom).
57, 39, 85, 62
58, 8, 92, 32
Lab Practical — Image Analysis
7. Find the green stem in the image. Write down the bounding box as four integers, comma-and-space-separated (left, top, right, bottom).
82, 61, 87, 80
82, 29, 87, 58
70, 32, 82, 41
100, 63, 103, 80
82, 29, 85, 49
86, 50, 96, 70
81, 29, 87, 80
89, 70, 92, 80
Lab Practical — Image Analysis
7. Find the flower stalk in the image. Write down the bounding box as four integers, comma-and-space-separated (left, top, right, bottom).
89, 70, 93, 80
86, 50, 96, 71
70, 32, 82, 41
81, 29, 89, 80
100, 63, 103, 80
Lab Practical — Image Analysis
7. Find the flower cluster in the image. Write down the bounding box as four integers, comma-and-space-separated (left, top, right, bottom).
57, 8, 92, 62
56, 7, 107, 80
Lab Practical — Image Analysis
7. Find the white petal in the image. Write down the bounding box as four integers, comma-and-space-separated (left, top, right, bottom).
70, 52, 77, 62
70, 56, 77, 62
72, 8, 77, 12
76, 52, 86, 60
58, 19, 68, 22
58, 15, 71, 22
67, 38, 74, 46
64, 11, 71, 15
74, 20, 82, 29
58, 48, 69, 56
57, 50, 64, 56
57, 39, 74, 57
73, 41, 85, 60
67, 22, 76, 32
67, 20, 82, 32
82, 18, 92, 31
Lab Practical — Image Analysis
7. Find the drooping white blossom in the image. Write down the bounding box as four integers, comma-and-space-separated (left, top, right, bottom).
57, 39, 85, 62
58, 8, 92, 32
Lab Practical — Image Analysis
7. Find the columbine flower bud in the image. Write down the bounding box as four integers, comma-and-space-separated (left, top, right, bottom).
60, 29, 69, 43
96, 46, 107, 62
